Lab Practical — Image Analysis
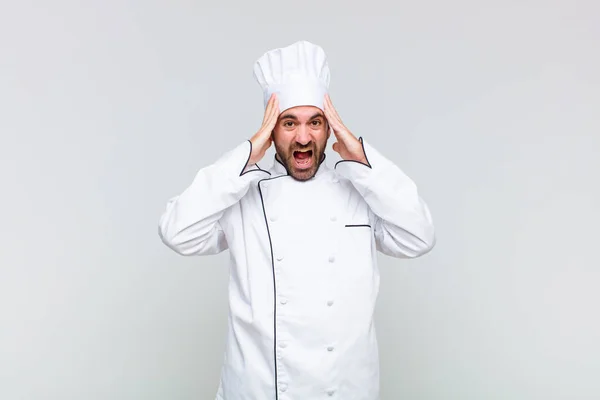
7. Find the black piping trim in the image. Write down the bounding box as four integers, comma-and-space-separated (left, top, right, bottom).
334, 136, 372, 169
240, 140, 272, 177
257, 174, 288, 400
274, 154, 290, 175
254, 149, 326, 397
320, 152, 327, 165
345, 224, 371, 228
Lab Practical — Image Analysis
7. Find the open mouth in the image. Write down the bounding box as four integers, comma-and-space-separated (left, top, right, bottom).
293, 150, 313, 169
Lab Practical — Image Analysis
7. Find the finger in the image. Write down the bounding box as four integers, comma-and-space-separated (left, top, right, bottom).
324, 104, 343, 134
262, 96, 278, 130
264, 96, 280, 132
325, 94, 340, 120
263, 94, 274, 116
325, 94, 344, 126
324, 98, 351, 145
261, 103, 272, 125
268, 95, 279, 123
323, 96, 338, 127
262, 93, 277, 124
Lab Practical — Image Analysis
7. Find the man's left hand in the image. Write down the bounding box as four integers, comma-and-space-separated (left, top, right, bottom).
324, 94, 369, 165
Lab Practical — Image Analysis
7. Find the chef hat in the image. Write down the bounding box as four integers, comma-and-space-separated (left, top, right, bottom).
253, 40, 331, 113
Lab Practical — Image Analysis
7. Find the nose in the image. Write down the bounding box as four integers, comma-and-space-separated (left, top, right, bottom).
295, 125, 311, 146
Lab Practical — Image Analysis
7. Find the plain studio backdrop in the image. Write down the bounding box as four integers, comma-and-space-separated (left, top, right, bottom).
1, 1, 599, 399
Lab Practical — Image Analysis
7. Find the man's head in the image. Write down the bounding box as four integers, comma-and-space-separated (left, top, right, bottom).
254, 40, 332, 180
273, 105, 330, 181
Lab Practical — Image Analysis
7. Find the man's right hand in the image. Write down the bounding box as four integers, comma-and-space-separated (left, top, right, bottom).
249, 93, 279, 165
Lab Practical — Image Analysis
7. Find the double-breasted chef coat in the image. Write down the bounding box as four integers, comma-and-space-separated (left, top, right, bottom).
158, 137, 435, 400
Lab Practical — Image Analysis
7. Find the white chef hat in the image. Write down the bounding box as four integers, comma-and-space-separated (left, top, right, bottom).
253, 40, 331, 113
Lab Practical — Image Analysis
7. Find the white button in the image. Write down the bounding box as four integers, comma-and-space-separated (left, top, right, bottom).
280, 298, 288, 305
330, 215, 337, 222
327, 389, 335, 396
270, 215, 278, 222
327, 300, 334, 306
332, 177, 339, 183
327, 346, 334, 352
276, 254, 284, 261
328, 255, 335, 263
280, 383, 287, 392
279, 341, 287, 348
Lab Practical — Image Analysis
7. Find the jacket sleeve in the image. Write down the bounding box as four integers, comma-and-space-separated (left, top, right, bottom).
158, 140, 271, 256
333, 137, 435, 258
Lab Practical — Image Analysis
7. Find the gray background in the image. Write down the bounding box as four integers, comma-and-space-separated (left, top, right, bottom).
1, 1, 599, 399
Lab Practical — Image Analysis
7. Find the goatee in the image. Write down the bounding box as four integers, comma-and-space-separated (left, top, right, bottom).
276, 143, 325, 181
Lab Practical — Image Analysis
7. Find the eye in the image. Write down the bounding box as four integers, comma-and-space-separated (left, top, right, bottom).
311, 120, 322, 126
283, 121, 294, 127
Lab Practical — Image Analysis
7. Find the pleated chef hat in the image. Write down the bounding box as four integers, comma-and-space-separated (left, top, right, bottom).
253, 40, 331, 113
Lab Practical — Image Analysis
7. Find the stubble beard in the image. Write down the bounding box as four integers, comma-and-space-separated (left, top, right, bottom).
275, 142, 325, 181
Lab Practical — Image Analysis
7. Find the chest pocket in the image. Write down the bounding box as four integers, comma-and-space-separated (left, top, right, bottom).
338, 186, 375, 254
336, 223, 375, 286
344, 223, 373, 247
343, 220, 374, 258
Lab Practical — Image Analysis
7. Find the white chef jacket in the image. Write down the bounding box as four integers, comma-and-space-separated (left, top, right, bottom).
158, 137, 435, 400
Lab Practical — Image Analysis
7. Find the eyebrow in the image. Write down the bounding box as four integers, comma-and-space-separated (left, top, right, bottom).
280, 112, 325, 121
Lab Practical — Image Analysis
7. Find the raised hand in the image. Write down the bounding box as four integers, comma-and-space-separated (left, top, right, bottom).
323, 94, 369, 165
249, 93, 280, 165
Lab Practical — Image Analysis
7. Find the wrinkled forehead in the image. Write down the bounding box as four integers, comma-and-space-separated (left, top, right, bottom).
278, 105, 325, 121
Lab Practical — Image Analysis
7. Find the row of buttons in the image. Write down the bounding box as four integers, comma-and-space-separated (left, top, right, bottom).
276, 251, 337, 398
279, 297, 334, 306
276, 252, 336, 307
274, 254, 334, 264
279, 383, 337, 396
274, 254, 338, 262
272, 179, 339, 397
275, 255, 335, 264
275, 254, 335, 263
277, 342, 336, 353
